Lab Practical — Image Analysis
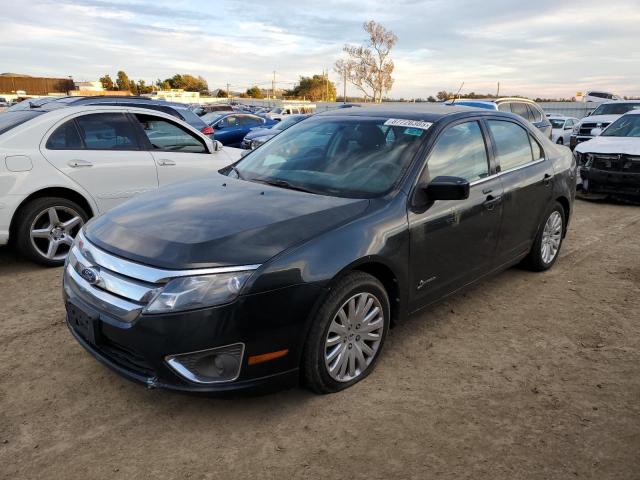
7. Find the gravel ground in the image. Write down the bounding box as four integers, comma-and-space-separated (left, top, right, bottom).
1, 199, 639, 480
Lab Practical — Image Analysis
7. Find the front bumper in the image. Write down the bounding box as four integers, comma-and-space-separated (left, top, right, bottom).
580, 167, 640, 197
63, 255, 322, 393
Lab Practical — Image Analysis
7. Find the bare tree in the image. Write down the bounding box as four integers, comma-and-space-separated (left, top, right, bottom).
335, 21, 397, 103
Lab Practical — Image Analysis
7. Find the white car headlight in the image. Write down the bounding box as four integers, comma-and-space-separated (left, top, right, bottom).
144, 271, 253, 314
572, 124, 580, 134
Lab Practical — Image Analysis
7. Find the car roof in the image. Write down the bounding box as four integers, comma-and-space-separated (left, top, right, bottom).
622, 109, 640, 115
597, 100, 640, 105
316, 103, 476, 121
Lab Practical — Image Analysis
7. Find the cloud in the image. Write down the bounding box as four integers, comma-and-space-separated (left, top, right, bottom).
0, 0, 639, 98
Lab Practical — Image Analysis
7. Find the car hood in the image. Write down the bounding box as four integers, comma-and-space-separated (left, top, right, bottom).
244, 127, 275, 140
85, 175, 369, 269
575, 136, 640, 155
578, 114, 620, 126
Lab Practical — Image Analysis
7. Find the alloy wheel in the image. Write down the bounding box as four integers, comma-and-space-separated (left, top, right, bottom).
29, 206, 84, 261
541, 211, 562, 264
324, 292, 384, 382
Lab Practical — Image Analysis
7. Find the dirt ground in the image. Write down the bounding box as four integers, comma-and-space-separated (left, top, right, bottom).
1, 199, 639, 480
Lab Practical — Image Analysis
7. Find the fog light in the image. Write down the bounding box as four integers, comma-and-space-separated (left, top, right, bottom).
165, 343, 244, 384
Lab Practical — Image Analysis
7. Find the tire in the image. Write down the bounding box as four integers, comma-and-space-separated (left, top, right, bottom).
14, 197, 88, 267
302, 271, 390, 394
521, 202, 565, 272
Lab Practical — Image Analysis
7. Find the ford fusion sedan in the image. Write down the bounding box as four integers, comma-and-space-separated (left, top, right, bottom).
0, 105, 241, 266
575, 110, 640, 201
64, 105, 575, 394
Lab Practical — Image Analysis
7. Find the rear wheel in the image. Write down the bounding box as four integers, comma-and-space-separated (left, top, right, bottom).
522, 202, 565, 272
14, 197, 87, 266
302, 272, 390, 394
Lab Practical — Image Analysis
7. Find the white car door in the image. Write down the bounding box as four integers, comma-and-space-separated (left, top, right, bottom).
131, 112, 235, 186
40, 112, 158, 213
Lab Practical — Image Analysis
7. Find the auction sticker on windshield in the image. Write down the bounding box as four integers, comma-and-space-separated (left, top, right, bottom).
384, 118, 433, 130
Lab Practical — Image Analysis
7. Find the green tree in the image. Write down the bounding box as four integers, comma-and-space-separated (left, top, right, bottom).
135, 79, 153, 94
436, 90, 452, 101
216, 89, 229, 98
116, 70, 130, 91
99, 74, 114, 90
245, 86, 264, 98
427, 95, 436, 102
287, 74, 336, 101
163, 74, 209, 93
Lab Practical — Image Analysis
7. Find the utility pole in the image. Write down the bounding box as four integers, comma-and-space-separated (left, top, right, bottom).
226, 83, 230, 99
325, 68, 329, 102
272, 71, 276, 103
343, 68, 347, 103
496, 82, 500, 97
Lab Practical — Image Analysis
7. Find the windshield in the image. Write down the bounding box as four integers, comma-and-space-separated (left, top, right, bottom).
201, 112, 224, 125
591, 103, 640, 116
0, 111, 43, 134
272, 115, 305, 131
270, 108, 284, 114
231, 116, 426, 198
601, 115, 640, 137
549, 119, 565, 128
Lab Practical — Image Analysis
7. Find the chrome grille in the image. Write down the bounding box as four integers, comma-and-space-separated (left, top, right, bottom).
578, 122, 610, 137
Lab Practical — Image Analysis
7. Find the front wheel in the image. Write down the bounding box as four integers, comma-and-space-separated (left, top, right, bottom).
14, 197, 88, 266
521, 202, 565, 272
302, 272, 390, 394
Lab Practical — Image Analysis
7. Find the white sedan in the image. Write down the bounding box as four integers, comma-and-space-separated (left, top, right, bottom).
0, 105, 241, 265
548, 115, 579, 146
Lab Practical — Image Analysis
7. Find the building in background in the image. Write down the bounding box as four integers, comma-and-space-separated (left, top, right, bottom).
0, 73, 74, 97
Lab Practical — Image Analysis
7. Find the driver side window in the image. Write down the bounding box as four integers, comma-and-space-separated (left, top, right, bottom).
135, 114, 207, 153
425, 121, 490, 182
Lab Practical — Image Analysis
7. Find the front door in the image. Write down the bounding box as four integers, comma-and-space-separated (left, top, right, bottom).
132, 113, 232, 186
485, 120, 554, 259
40, 112, 158, 213
408, 120, 503, 310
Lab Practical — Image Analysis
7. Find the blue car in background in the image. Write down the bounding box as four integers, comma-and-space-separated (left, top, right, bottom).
201, 112, 277, 147
240, 114, 310, 149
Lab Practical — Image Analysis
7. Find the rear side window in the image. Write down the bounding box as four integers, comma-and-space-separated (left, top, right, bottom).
135, 114, 207, 153
0, 111, 42, 135
487, 120, 535, 171
510, 102, 533, 122
426, 121, 490, 182
75, 113, 139, 150
497, 103, 511, 113
46, 120, 83, 149
526, 104, 543, 123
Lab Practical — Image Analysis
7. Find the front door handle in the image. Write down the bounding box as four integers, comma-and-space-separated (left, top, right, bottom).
543, 173, 553, 186
157, 159, 176, 166
482, 194, 502, 211
67, 159, 93, 168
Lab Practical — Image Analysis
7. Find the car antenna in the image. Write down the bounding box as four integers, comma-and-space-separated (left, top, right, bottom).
451, 81, 464, 104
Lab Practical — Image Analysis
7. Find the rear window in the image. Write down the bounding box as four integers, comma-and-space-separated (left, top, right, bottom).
0, 111, 43, 135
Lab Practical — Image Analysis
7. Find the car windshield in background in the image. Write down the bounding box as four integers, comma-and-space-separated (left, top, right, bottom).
273, 115, 305, 130
0, 111, 43, 134
601, 115, 640, 137
550, 119, 565, 128
232, 116, 426, 198
591, 103, 640, 116
201, 112, 224, 124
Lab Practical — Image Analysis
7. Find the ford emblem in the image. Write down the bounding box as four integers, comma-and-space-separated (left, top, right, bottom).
80, 267, 100, 285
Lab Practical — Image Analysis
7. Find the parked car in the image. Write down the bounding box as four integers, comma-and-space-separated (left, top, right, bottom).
7, 96, 215, 137
577, 91, 622, 103
574, 110, 640, 201
0, 105, 241, 266
64, 104, 575, 394
569, 101, 640, 149
240, 114, 310, 149
202, 112, 277, 147
447, 98, 552, 138
548, 115, 579, 145
265, 104, 316, 121
192, 104, 234, 116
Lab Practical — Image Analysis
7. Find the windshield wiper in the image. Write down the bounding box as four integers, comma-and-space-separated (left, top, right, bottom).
228, 165, 244, 179
251, 177, 316, 194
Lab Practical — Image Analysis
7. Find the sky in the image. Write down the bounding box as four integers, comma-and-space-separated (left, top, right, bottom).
2, 0, 640, 99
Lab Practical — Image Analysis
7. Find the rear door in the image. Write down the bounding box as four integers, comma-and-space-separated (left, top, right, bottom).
132, 112, 232, 186
408, 120, 504, 309
486, 119, 554, 259
40, 112, 158, 212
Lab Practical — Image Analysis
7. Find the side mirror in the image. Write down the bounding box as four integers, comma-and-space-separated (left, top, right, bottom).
413, 176, 470, 209
586, 111, 592, 116
213, 140, 223, 152
216, 122, 224, 129
240, 149, 250, 158
565, 126, 573, 130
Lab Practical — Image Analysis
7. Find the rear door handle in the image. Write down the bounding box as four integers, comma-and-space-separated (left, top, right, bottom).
67, 159, 93, 168
157, 159, 176, 166
482, 194, 502, 210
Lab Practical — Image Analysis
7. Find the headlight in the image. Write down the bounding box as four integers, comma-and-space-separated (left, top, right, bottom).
144, 271, 253, 314
572, 124, 580, 134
